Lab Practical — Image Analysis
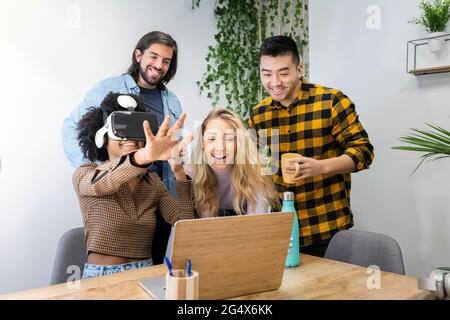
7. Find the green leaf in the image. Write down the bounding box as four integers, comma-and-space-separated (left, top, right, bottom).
411, 0, 450, 32
193, 0, 309, 113
392, 121, 450, 174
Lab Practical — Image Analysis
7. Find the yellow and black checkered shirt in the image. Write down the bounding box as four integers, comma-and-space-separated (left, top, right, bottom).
249, 80, 374, 247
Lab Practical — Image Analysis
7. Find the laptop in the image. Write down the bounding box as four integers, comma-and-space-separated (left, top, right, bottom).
138, 212, 294, 300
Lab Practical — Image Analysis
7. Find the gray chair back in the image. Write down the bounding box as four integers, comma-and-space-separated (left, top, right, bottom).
324, 229, 405, 275
50, 227, 87, 285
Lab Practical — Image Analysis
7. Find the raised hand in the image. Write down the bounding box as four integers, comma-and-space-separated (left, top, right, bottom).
168, 135, 192, 180
133, 113, 192, 166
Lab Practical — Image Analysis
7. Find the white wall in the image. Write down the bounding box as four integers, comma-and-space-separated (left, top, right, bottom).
309, 0, 450, 279
0, 0, 215, 295
2, 0, 449, 296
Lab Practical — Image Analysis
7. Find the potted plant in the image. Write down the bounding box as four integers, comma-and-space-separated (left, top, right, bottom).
410, 0, 450, 52
392, 123, 450, 174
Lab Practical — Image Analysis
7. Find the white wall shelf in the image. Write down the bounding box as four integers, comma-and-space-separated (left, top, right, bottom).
407, 33, 450, 75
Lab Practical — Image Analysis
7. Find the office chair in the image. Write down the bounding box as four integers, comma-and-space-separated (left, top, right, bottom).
324, 229, 406, 275
50, 212, 171, 285
50, 227, 87, 285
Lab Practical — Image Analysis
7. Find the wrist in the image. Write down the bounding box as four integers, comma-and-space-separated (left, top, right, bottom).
173, 167, 186, 177
131, 150, 152, 168
320, 159, 330, 175
174, 171, 187, 181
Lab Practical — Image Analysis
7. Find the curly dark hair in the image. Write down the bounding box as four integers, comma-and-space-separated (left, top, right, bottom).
77, 92, 146, 162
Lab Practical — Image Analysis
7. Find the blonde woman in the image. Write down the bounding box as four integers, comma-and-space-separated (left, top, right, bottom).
170, 108, 279, 217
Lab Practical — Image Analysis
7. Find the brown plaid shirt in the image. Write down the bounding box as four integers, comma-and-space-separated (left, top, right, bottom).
73, 154, 195, 259
249, 80, 374, 247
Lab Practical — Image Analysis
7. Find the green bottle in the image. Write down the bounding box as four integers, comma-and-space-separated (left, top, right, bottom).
282, 192, 300, 267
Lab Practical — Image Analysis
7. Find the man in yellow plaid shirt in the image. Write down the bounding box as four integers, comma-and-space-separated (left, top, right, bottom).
249, 35, 374, 257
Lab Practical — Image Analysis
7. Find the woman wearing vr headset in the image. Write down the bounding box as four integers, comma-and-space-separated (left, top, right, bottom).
169, 108, 280, 217
74, 92, 194, 279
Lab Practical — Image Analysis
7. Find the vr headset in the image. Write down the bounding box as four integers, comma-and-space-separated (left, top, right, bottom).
95, 95, 158, 148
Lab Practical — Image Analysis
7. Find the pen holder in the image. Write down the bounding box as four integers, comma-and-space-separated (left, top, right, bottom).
165, 269, 199, 300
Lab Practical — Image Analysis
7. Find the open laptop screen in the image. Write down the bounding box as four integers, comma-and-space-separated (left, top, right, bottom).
167, 212, 293, 299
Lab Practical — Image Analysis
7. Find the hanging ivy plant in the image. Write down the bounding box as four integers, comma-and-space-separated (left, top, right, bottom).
192, 0, 309, 121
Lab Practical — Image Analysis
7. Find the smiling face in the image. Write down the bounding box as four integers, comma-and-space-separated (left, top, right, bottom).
135, 43, 173, 89
259, 54, 303, 107
202, 118, 237, 170
106, 139, 145, 161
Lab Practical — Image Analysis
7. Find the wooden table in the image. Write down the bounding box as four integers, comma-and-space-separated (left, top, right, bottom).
0, 255, 434, 300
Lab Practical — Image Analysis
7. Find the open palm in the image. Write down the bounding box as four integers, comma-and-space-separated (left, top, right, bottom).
133, 113, 192, 166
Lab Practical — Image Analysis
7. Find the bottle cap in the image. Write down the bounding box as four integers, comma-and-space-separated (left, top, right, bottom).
282, 191, 295, 201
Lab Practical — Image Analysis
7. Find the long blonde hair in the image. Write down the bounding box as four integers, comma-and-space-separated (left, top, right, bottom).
188, 108, 280, 217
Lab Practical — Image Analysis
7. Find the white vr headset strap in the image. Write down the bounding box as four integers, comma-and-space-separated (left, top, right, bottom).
117, 95, 137, 111
95, 125, 108, 149
95, 114, 113, 148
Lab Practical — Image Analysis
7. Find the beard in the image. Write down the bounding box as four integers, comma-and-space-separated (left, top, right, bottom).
138, 64, 164, 87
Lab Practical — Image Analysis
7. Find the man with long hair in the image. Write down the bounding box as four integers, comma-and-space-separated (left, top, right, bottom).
62, 31, 180, 195
62, 31, 181, 263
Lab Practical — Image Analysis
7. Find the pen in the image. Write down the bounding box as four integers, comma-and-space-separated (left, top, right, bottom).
164, 256, 174, 276
186, 259, 192, 277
